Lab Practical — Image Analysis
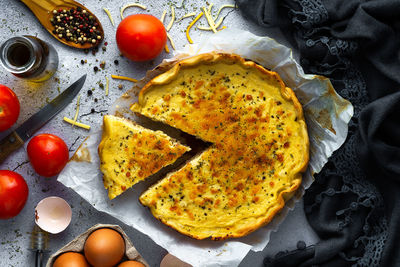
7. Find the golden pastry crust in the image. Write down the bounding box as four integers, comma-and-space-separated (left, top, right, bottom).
98, 115, 190, 200
131, 53, 309, 240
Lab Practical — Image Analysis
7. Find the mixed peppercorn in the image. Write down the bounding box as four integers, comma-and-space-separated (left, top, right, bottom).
50, 7, 102, 46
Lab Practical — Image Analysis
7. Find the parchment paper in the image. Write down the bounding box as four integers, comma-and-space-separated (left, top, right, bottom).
58, 29, 353, 267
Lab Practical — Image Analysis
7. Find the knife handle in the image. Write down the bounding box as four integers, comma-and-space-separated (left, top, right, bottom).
0, 131, 25, 164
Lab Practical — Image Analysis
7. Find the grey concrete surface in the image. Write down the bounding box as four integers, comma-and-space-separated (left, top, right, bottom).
0, 0, 318, 266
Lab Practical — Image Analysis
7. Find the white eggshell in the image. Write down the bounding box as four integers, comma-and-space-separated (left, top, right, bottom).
35, 196, 72, 234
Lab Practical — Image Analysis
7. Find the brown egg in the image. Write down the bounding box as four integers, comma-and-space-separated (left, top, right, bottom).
84, 228, 125, 267
53, 252, 90, 267
117, 261, 146, 267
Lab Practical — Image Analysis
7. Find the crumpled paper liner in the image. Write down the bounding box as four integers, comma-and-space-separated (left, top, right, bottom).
58, 29, 354, 267
46, 224, 149, 267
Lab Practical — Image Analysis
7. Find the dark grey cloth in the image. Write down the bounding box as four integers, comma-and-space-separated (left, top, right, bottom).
358, 91, 400, 267
236, 0, 400, 266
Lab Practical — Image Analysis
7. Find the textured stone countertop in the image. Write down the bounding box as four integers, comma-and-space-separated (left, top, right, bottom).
0, 0, 318, 266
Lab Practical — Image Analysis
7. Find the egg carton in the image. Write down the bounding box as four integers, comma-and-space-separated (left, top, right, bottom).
46, 223, 149, 267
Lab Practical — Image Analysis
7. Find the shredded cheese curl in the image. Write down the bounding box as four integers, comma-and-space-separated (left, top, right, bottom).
214, 4, 236, 21
72, 95, 81, 128
197, 17, 224, 31
63, 117, 91, 130
105, 77, 109, 96
178, 12, 196, 21
120, 3, 147, 20
202, 7, 217, 33
186, 12, 203, 44
111, 75, 138, 83
166, 6, 175, 31
167, 33, 176, 50
103, 8, 115, 26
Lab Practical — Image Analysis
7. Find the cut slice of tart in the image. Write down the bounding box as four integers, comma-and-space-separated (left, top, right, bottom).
98, 115, 190, 200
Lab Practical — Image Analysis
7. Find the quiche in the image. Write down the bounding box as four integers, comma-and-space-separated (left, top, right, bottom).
131, 53, 309, 240
98, 115, 190, 200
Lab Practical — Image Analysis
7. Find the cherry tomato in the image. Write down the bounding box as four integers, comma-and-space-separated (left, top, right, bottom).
27, 134, 69, 177
0, 85, 20, 132
116, 14, 167, 61
0, 170, 29, 219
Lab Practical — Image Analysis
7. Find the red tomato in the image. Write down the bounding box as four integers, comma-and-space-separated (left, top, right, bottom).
0, 170, 29, 219
27, 134, 69, 177
0, 85, 20, 131
116, 14, 167, 61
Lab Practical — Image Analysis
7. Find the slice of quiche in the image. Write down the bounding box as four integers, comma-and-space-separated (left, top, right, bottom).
131, 53, 309, 240
98, 115, 190, 200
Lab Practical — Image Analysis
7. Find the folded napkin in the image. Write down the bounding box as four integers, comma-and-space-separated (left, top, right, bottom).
236, 0, 400, 266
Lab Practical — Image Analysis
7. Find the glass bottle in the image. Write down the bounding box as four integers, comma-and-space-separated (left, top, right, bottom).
0, 35, 58, 82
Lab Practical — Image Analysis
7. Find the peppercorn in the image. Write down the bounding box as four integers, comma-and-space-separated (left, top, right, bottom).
87, 90, 93, 96
91, 108, 95, 113
50, 7, 101, 47
94, 98, 98, 102
118, 84, 123, 90
114, 60, 119, 65
99, 82, 104, 88
80, 59, 85, 64
93, 66, 99, 72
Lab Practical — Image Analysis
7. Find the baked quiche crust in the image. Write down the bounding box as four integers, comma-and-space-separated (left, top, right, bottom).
131, 53, 309, 240
98, 115, 190, 200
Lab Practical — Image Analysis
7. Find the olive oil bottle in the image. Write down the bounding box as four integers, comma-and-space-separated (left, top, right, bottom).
0, 36, 58, 82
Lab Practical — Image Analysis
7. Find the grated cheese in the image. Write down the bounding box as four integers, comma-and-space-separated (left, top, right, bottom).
202, 7, 217, 33
103, 8, 115, 26
214, 4, 236, 21
111, 75, 138, 83
72, 95, 81, 128
219, 26, 227, 31
167, 33, 176, 50
208, 3, 214, 13
197, 17, 223, 31
105, 76, 109, 96
63, 117, 91, 130
120, 3, 147, 20
186, 12, 203, 44
160, 9, 167, 23
178, 12, 196, 21
166, 6, 175, 31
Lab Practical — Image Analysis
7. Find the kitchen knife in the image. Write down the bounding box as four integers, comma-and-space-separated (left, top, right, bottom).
0, 74, 86, 164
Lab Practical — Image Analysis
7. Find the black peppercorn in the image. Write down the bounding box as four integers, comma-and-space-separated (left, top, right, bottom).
51, 7, 101, 46
114, 60, 119, 65
93, 66, 98, 72
87, 90, 92, 96
80, 59, 85, 64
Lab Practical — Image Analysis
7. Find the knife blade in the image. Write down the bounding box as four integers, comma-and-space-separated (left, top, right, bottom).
0, 74, 86, 164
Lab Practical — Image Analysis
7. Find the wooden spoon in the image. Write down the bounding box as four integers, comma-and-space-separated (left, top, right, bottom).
21, 0, 104, 49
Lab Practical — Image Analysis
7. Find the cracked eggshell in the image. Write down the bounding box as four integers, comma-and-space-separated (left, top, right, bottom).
35, 196, 72, 234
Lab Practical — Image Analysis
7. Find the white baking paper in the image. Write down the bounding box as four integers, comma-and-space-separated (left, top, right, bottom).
58, 29, 353, 267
